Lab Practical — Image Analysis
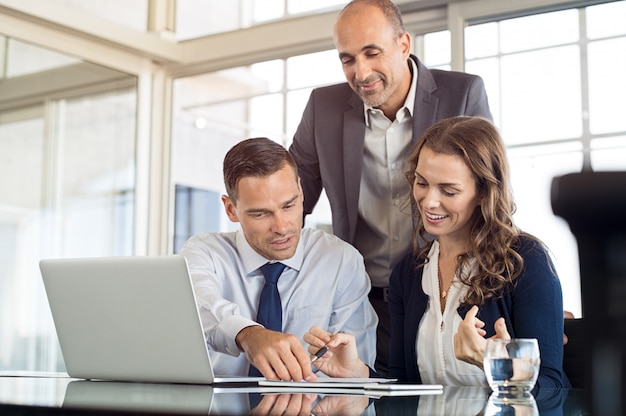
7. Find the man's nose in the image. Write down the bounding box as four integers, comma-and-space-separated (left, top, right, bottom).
271, 212, 289, 233
354, 58, 373, 82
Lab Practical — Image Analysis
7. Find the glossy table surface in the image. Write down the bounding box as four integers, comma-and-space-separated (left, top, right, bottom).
0, 375, 590, 415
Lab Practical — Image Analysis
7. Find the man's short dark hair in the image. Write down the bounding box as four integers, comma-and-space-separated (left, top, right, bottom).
223, 137, 298, 201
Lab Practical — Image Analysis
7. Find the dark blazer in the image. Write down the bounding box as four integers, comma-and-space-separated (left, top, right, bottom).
387, 235, 571, 389
289, 55, 492, 245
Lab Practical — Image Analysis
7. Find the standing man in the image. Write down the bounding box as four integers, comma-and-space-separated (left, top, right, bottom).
289, 0, 492, 375
180, 137, 377, 380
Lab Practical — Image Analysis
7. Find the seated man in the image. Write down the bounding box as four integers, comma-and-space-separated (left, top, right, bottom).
180, 137, 377, 380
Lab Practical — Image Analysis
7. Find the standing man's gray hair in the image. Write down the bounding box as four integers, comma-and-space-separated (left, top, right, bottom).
340, 0, 405, 36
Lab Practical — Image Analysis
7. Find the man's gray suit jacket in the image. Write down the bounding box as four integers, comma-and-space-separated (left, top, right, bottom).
289, 55, 493, 246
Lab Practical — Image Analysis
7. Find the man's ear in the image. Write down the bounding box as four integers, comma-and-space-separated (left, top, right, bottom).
221, 195, 240, 223
399, 31, 412, 59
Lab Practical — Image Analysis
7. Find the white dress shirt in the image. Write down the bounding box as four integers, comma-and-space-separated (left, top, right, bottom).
354, 58, 418, 288
416, 240, 487, 386
180, 227, 378, 377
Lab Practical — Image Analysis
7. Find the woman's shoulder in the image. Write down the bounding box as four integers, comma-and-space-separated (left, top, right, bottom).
512, 233, 549, 258
513, 233, 559, 282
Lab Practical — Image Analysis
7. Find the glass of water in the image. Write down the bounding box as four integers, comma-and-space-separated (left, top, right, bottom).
484, 338, 540, 397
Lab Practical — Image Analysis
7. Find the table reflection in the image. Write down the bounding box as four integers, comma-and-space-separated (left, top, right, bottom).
61, 382, 581, 416
249, 393, 371, 416
248, 387, 488, 415
375, 386, 489, 415
63, 380, 214, 414
0, 375, 69, 407
483, 393, 538, 416
0, 376, 590, 416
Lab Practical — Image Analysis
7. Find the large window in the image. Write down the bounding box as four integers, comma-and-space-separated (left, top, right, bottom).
0, 37, 137, 372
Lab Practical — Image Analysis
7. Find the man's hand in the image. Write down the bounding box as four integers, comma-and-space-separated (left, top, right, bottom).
248, 393, 318, 416
563, 310, 574, 345
236, 325, 317, 381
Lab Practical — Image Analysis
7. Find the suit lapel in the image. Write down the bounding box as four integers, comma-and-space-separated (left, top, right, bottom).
412, 57, 439, 144
343, 93, 366, 244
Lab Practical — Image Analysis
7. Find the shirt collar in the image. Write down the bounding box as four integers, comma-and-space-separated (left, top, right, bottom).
364, 57, 418, 126
235, 229, 304, 274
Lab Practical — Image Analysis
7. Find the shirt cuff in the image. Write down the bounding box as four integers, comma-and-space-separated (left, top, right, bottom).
215, 315, 262, 356
368, 366, 381, 378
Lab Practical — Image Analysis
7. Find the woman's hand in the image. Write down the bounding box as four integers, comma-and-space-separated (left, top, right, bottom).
454, 305, 511, 368
303, 326, 369, 378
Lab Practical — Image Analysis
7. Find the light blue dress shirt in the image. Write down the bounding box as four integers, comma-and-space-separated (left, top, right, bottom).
180, 227, 378, 377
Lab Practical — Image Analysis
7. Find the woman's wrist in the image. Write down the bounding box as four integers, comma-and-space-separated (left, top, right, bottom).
354, 361, 369, 378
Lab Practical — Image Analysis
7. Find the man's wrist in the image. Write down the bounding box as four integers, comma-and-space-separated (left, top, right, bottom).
235, 324, 263, 351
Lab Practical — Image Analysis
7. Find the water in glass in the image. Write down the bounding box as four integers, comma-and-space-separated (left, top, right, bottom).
484, 338, 540, 397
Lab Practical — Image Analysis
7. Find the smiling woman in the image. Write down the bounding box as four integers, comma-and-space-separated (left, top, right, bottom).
394, 116, 569, 388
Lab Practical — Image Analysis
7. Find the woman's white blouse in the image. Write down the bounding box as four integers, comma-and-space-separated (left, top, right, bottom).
416, 240, 487, 386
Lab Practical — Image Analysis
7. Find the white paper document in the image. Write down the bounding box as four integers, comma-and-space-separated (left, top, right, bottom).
256, 378, 443, 397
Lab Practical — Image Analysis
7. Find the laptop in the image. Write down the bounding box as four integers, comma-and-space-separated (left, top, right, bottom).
39, 255, 260, 384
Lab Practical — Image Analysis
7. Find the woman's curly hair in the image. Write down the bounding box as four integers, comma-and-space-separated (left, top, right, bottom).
404, 116, 541, 305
